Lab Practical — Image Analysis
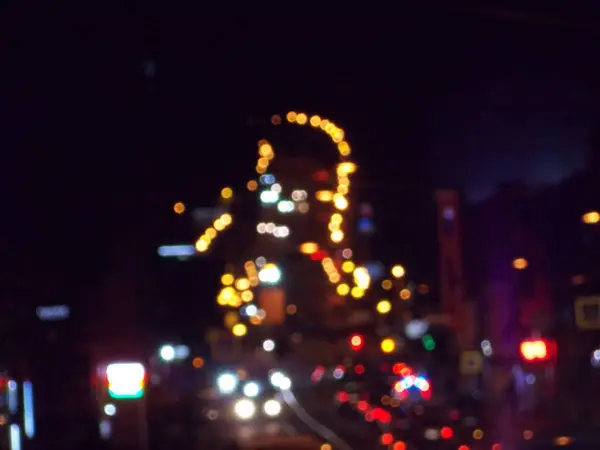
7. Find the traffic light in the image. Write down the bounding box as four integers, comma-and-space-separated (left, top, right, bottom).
349, 334, 364, 351
519, 338, 555, 362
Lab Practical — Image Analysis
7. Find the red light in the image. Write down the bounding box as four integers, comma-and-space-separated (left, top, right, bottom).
336, 392, 348, 402
311, 250, 328, 261
392, 363, 406, 374
520, 339, 548, 361
350, 334, 364, 350
449, 409, 460, 420
458, 446, 469, 450
313, 170, 329, 181
357, 400, 369, 411
440, 427, 453, 439
492, 444, 501, 450
381, 433, 394, 445
355, 364, 365, 374
393, 442, 407, 450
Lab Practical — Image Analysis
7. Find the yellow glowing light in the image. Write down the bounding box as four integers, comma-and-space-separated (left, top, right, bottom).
296, 113, 308, 125
299, 242, 319, 254
351, 287, 365, 299
330, 230, 344, 243
380, 338, 396, 354
583, 211, 600, 224
333, 194, 348, 210
337, 283, 350, 296
400, 289, 411, 300
286, 111, 297, 123
221, 273, 234, 286
235, 278, 250, 291
310, 115, 321, 127
337, 141, 351, 156
241, 290, 253, 302
220, 213, 233, 226
232, 323, 247, 337
512, 258, 528, 270
342, 261, 355, 273
391, 265, 405, 278
381, 279, 393, 290
221, 187, 233, 200
377, 300, 392, 314
316, 190, 334, 202
173, 202, 185, 214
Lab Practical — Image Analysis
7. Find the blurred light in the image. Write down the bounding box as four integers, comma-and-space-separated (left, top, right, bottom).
192, 357, 204, 369
262, 339, 275, 352
258, 263, 282, 284
286, 304, 297, 315
173, 202, 185, 214
520, 339, 548, 361
263, 399, 282, 417
391, 265, 405, 278
23, 381, 35, 438
104, 404, 116, 416
405, 320, 429, 339
291, 190, 307, 201
221, 187, 233, 199
36, 305, 70, 321
296, 113, 307, 125
217, 373, 238, 394
316, 190, 334, 202
583, 211, 600, 224
350, 334, 364, 351
380, 338, 396, 353
260, 190, 279, 204
106, 362, 145, 399
299, 242, 319, 254
234, 399, 256, 420
157, 245, 195, 258
247, 180, 258, 191
512, 258, 528, 270
376, 300, 391, 314
269, 371, 285, 388
277, 200, 295, 213
232, 323, 248, 337
422, 334, 436, 351
400, 289, 411, 300
245, 305, 258, 317
440, 427, 453, 439
159, 345, 176, 362
260, 174, 275, 185
243, 382, 260, 398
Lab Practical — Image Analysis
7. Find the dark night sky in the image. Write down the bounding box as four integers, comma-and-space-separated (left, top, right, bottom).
3, 3, 600, 333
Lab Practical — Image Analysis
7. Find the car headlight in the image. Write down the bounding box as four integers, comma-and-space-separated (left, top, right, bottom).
243, 382, 260, 398
217, 373, 238, 394
263, 399, 282, 417
269, 371, 291, 390
234, 399, 256, 420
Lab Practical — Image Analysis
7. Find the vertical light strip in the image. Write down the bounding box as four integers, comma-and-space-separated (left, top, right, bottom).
9, 424, 21, 450
7, 380, 18, 413
22, 381, 35, 438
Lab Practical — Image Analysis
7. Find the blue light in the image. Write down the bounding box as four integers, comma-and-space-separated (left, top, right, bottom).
157, 245, 196, 257
23, 381, 35, 438
260, 174, 275, 185
358, 217, 375, 234
365, 261, 385, 280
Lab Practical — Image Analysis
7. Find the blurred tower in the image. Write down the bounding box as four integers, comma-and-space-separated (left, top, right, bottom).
435, 190, 474, 349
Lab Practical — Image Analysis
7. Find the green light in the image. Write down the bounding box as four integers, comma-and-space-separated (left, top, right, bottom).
108, 388, 144, 399
422, 334, 436, 351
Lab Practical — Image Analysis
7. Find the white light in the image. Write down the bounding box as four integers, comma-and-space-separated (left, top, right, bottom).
217, 373, 238, 394
269, 371, 285, 388
103, 404, 117, 416
159, 345, 176, 362
263, 399, 282, 417
174, 345, 190, 359
273, 226, 290, 238
243, 382, 260, 398
271, 183, 282, 193
405, 320, 429, 340
234, 399, 256, 420
291, 190, 307, 201
257, 223, 267, 234
258, 264, 282, 285
262, 339, 275, 352
278, 376, 292, 390
277, 200, 295, 213
260, 190, 279, 204
245, 305, 258, 317
106, 363, 145, 399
